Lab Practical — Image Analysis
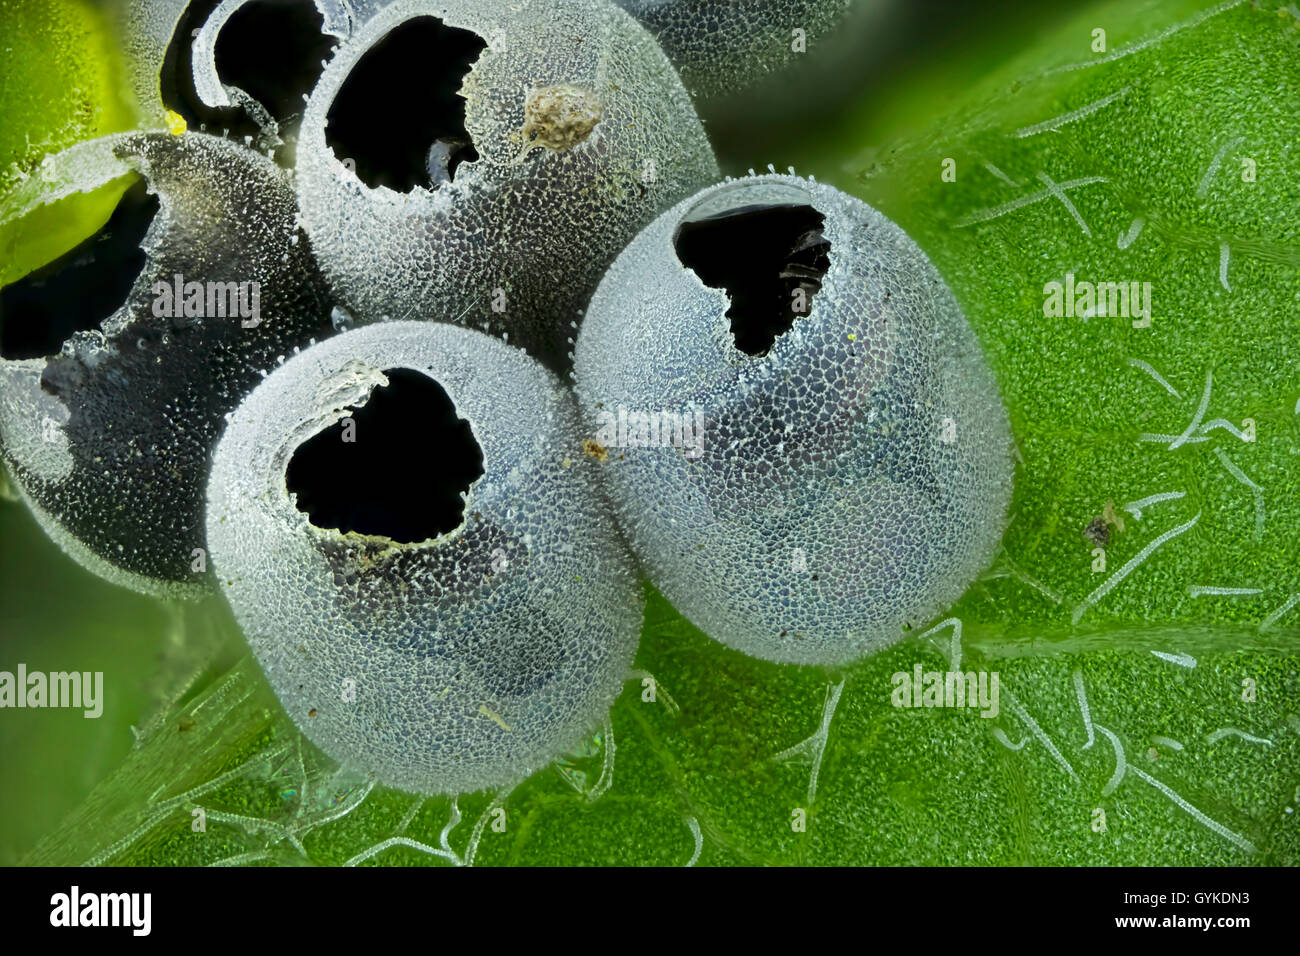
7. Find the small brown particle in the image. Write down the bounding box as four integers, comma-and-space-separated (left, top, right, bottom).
521, 84, 602, 153
1084, 499, 1125, 547
582, 438, 608, 461
1083, 517, 1110, 548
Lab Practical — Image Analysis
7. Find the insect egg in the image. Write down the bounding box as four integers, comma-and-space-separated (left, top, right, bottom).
573, 173, 1015, 666
0, 131, 335, 597
206, 321, 643, 795
293, 0, 719, 369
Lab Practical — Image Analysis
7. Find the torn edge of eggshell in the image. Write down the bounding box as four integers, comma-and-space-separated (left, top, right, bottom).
271, 359, 393, 484
185, 0, 355, 149
120, 0, 354, 132
1, 135, 137, 227
0, 135, 143, 491
1, 134, 196, 346
189, 0, 353, 110
3, 131, 334, 600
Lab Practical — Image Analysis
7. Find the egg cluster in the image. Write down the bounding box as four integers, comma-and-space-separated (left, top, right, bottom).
0, 0, 1012, 795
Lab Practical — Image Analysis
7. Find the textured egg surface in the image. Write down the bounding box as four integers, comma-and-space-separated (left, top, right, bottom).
574, 174, 1014, 665
207, 321, 643, 794
294, 0, 719, 368
0, 131, 334, 597
616, 0, 853, 96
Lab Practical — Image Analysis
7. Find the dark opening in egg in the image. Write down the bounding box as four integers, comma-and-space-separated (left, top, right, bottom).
673, 202, 831, 357
285, 367, 485, 543
325, 17, 486, 192
0, 178, 158, 361
161, 0, 338, 149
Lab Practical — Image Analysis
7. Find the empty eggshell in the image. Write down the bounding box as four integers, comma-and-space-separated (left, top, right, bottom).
573, 174, 1014, 666
293, 0, 719, 369
0, 131, 335, 597
206, 321, 643, 795
120, 0, 352, 143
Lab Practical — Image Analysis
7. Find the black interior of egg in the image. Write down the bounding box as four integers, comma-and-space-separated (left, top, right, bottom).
162, 0, 338, 149
325, 17, 486, 192
673, 203, 831, 357
286, 368, 486, 543
0, 179, 159, 361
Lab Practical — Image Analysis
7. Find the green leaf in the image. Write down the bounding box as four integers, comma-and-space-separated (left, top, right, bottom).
17, 0, 1300, 865
0, 0, 135, 287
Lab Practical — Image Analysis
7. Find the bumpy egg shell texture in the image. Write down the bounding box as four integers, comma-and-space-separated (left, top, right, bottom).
206, 321, 644, 795
616, 0, 852, 97
119, 0, 194, 128
294, 0, 719, 369
573, 175, 1014, 666
0, 131, 334, 598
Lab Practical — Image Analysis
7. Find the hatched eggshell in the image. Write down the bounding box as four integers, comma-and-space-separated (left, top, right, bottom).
207, 320, 643, 794
574, 174, 1014, 666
